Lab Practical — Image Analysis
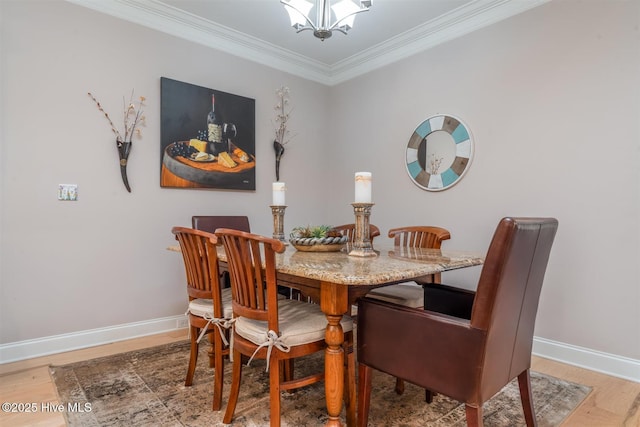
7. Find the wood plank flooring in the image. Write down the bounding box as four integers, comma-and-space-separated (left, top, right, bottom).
1, 330, 638, 426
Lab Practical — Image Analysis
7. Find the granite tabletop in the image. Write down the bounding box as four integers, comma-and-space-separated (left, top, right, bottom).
169, 243, 484, 287
274, 244, 483, 285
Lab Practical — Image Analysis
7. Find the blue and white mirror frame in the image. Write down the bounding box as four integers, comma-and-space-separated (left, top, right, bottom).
405, 114, 473, 191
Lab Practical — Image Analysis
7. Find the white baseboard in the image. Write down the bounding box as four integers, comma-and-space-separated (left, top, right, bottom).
1, 316, 638, 384
0, 315, 186, 365
533, 336, 640, 383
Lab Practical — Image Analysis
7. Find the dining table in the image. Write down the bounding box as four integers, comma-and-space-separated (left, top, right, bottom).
169, 241, 484, 427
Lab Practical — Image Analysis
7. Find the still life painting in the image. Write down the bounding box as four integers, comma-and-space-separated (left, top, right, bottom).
160, 77, 256, 190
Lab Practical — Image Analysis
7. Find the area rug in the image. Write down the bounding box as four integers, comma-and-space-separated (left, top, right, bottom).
50, 341, 590, 427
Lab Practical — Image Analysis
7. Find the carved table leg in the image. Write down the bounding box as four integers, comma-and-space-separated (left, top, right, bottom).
325, 314, 345, 427
321, 281, 349, 427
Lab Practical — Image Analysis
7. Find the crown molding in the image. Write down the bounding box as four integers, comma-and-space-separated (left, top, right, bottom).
65, 0, 550, 86
65, 0, 334, 85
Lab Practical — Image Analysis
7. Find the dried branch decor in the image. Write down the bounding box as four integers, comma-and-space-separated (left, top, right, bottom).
88, 90, 146, 192
272, 86, 294, 181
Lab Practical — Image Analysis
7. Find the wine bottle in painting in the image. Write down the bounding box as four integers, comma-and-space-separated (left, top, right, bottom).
207, 94, 225, 155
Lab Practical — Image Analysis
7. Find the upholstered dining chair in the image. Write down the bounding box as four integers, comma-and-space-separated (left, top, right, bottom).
192, 216, 250, 289
192, 215, 297, 300
365, 226, 451, 399
215, 228, 356, 427
171, 226, 233, 411
356, 217, 558, 427
191, 215, 250, 234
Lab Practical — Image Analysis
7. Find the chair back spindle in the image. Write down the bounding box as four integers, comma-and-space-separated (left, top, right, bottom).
216, 229, 285, 329
332, 223, 381, 242
173, 227, 221, 305
388, 226, 451, 249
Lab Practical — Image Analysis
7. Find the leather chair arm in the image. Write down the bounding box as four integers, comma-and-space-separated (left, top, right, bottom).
423, 282, 476, 319
357, 297, 486, 403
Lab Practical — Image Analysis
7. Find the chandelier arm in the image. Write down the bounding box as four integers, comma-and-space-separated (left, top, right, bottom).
328, 8, 370, 32
280, 0, 319, 31
295, 26, 314, 34
331, 26, 349, 35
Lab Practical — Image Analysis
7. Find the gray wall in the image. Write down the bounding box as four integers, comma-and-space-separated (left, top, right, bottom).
1, 0, 638, 368
325, 0, 639, 361
0, 0, 331, 343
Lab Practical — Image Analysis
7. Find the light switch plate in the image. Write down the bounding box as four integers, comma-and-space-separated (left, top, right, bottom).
58, 184, 78, 201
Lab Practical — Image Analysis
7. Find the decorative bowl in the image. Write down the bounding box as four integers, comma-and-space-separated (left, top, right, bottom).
289, 235, 348, 252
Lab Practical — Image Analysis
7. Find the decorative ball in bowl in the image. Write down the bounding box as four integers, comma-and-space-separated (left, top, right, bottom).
289, 226, 348, 252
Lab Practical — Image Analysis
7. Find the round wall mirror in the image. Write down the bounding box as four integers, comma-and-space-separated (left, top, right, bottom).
405, 114, 473, 191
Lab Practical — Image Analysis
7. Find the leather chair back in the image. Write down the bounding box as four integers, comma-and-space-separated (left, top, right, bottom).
472, 217, 558, 400
192, 215, 250, 234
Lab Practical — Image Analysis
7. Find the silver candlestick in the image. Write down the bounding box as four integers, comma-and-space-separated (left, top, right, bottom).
348, 202, 376, 257
270, 205, 287, 242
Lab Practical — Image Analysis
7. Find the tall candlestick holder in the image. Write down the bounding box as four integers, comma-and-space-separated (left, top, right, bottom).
270, 205, 287, 242
348, 202, 377, 257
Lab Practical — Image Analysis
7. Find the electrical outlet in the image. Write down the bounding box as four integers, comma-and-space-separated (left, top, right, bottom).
176, 317, 189, 329
58, 184, 78, 201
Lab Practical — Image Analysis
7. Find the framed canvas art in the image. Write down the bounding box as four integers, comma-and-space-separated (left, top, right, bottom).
160, 77, 256, 190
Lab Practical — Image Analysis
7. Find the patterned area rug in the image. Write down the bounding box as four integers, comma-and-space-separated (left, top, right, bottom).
50, 340, 590, 426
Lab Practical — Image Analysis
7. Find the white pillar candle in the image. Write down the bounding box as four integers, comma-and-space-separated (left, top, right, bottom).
272, 182, 286, 206
354, 172, 372, 203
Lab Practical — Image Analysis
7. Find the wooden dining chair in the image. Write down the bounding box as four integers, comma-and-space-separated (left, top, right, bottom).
365, 225, 451, 399
171, 226, 233, 411
332, 223, 381, 243
357, 217, 559, 427
215, 228, 356, 427
366, 226, 451, 308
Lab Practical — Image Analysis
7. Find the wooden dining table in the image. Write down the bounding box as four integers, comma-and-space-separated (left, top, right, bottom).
169, 241, 484, 426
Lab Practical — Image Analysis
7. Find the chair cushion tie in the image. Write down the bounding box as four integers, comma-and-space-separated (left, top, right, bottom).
198, 315, 235, 346
247, 329, 290, 371
185, 308, 235, 346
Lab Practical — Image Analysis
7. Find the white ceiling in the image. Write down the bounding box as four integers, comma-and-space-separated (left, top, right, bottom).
67, 0, 549, 85
160, 0, 474, 65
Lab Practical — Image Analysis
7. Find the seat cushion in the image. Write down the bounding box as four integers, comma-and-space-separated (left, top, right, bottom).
366, 282, 424, 308
188, 287, 233, 319
235, 299, 353, 347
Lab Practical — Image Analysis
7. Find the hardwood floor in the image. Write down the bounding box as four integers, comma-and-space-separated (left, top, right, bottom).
1, 330, 638, 426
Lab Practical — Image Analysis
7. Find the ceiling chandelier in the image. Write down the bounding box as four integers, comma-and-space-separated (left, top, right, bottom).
281, 0, 373, 41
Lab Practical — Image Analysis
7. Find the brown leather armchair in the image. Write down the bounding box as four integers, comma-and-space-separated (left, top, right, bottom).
366, 225, 451, 399
357, 217, 559, 427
